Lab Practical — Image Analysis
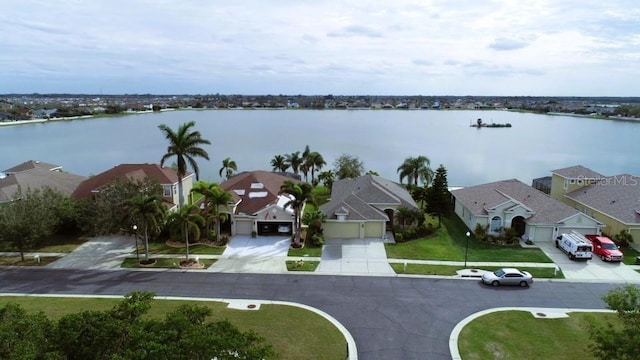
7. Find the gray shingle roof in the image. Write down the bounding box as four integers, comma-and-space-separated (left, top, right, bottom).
451, 178, 585, 224
566, 174, 640, 224
551, 165, 603, 179
0, 167, 87, 202
320, 174, 418, 221
4, 160, 62, 174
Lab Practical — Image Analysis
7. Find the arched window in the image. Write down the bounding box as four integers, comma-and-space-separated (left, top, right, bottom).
490, 216, 502, 232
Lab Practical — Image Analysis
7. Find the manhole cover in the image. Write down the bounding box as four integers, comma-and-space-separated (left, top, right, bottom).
537, 312, 547, 317
247, 304, 256, 309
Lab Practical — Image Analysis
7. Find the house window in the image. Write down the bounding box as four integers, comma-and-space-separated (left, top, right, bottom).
163, 186, 171, 197
490, 216, 502, 232
173, 185, 177, 195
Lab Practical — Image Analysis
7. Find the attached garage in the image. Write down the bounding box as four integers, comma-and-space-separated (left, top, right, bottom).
558, 227, 595, 236
257, 221, 293, 236
324, 221, 361, 239
530, 226, 553, 242
364, 222, 384, 238
235, 219, 254, 235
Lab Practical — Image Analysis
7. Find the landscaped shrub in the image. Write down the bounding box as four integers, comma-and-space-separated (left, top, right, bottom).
614, 230, 634, 247
474, 223, 489, 242
395, 233, 404, 243
219, 235, 229, 245
311, 233, 324, 246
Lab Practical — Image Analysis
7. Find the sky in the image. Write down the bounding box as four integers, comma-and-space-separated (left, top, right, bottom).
1, 0, 639, 96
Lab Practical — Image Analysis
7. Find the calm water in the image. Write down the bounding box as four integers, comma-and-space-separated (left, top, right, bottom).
1, 109, 639, 186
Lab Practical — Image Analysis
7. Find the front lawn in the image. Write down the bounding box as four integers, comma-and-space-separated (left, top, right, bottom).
286, 260, 320, 271
620, 246, 640, 265
0, 256, 60, 266
459, 310, 616, 360
145, 241, 226, 255
385, 216, 553, 263
0, 234, 88, 253
0, 296, 347, 360
288, 245, 323, 257
391, 264, 564, 278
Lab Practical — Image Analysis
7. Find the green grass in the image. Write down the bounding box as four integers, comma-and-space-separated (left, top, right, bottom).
0, 256, 60, 266
0, 234, 88, 253
286, 260, 320, 271
459, 310, 617, 360
391, 263, 564, 278
0, 296, 347, 360
620, 246, 640, 265
288, 245, 323, 257
385, 216, 553, 263
145, 242, 226, 255
121, 257, 215, 269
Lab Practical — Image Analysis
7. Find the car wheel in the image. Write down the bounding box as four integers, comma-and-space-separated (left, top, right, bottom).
519, 281, 528, 287
568, 253, 574, 260
491, 280, 499, 287
555, 241, 559, 248
601, 255, 606, 261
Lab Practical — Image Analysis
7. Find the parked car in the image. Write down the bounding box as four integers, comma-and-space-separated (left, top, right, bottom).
481, 268, 533, 287
278, 224, 291, 234
585, 235, 624, 262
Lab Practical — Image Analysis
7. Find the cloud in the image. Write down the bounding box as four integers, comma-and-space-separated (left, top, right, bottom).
489, 38, 531, 51
327, 25, 384, 38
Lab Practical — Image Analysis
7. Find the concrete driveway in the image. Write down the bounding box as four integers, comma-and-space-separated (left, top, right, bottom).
537, 241, 640, 281
316, 238, 394, 275
207, 235, 290, 273
46, 235, 135, 270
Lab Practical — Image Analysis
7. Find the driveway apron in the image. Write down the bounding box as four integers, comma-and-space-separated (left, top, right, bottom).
207, 235, 289, 273
316, 238, 394, 275
537, 241, 640, 281
46, 235, 135, 270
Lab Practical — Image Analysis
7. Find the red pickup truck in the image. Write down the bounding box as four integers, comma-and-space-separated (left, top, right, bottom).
584, 235, 624, 262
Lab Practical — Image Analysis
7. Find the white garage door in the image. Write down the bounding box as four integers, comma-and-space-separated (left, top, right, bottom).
532, 226, 553, 242
365, 222, 384, 238
235, 219, 253, 235
324, 222, 360, 239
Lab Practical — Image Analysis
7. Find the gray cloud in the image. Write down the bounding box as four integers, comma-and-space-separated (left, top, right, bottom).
327, 25, 383, 38
489, 38, 530, 51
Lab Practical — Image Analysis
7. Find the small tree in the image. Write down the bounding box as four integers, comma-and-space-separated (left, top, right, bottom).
425, 165, 450, 228
587, 285, 640, 359
614, 230, 634, 247
333, 154, 364, 179
302, 209, 327, 246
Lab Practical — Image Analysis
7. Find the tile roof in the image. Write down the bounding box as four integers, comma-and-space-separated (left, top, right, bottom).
4, 160, 62, 173
451, 178, 585, 224
320, 174, 418, 221
72, 163, 189, 199
565, 174, 640, 224
551, 165, 603, 179
0, 167, 86, 202
219, 170, 302, 216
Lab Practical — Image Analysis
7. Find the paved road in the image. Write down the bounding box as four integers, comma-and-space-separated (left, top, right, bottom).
0, 268, 618, 359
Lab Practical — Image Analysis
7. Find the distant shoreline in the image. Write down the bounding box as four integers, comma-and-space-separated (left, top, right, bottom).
1, 108, 639, 127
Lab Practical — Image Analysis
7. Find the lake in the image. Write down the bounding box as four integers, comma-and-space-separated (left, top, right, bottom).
1, 109, 638, 186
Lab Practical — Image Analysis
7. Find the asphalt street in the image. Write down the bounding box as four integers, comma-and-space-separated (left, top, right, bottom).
0, 268, 620, 359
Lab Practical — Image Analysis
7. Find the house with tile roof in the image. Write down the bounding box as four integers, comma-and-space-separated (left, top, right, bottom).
550, 165, 640, 242
0, 160, 86, 203
319, 174, 419, 239
219, 170, 301, 236
451, 179, 602, 242
71, 163, 193, 211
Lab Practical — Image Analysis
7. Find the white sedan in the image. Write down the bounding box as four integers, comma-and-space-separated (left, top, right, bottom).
481, 268, 533, 287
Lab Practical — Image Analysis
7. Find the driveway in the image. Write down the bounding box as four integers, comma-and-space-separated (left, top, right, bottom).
207, 235, 290, 273
316, 238, 394, 275
537, 241, 640, 281
46, 235, 135, 270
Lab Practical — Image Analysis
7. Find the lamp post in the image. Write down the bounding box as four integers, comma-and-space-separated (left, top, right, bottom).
464, 231, 471, 268
132, 225, 139, 260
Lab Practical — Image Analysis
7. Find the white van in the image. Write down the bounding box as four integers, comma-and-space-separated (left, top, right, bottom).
555, 233, 593, 260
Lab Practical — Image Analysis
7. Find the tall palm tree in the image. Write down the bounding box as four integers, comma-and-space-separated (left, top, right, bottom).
208, 186, 234, 245
126, 194, 166, 262
270, 154, 288, 172
279, 180, 314, 247
301, 145, 312, 182
158, 121, 211, 209
306, 151, 326, 184
167, 204, 205, 260
190, 181, 218, 235
219, 157, 237, 180
285, 151, 303, 175
397, 155, 432, 187
317, 170, 335, 190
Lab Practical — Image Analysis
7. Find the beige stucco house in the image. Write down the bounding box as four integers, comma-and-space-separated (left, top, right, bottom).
219, 171, 300, 236
451, 179, 603, 242
320, 174, 419, 239
72, 163, 193, 211
550, 165, 640, 242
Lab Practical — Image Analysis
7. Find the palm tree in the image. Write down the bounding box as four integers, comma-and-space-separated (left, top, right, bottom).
306, 151, 326, 184
279, 180, 314, 247
167, 204, 205, 260
317, 170, 335, 190
219, 157, 237, 180
270, 154, 288, 172
397, 156, 432, 187
126, 194, 166, 262
158, 121, 211, 209
208, 186, 234, 245
301, 145, 312, 182
190, 181, 218, 235
285, 151, 303, 175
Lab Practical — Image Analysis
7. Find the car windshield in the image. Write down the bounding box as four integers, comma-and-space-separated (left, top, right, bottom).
602, 243, 618, 250
494, 269, 506, 277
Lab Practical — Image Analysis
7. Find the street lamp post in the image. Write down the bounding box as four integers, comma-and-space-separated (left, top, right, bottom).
464, 231, 471, 268
132, 225, 139, 260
